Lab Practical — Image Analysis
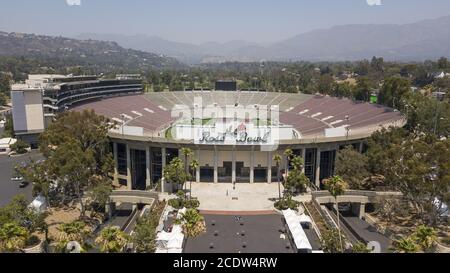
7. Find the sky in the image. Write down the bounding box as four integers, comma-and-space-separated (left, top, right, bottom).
1, 0, 450, 44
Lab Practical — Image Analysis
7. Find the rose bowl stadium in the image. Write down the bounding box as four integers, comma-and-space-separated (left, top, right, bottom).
11, 75, 405, 192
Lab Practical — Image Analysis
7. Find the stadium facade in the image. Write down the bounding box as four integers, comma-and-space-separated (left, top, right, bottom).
11, 74, 406, 190
10, 74, 142, 146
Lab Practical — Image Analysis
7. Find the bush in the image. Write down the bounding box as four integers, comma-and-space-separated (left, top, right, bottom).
10, 140, 30, 154
274, 195, 300, 211
168, 194, 200, 210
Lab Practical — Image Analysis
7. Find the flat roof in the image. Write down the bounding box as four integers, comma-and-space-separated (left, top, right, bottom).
184, 214, 296, 253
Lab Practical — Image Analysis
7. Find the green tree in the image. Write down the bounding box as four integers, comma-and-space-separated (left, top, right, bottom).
335, 146, 370, 190
181, 148, 193, 196
320, 228, 346, 253
353, 77, 373, 102
177, 209, 206, 238
352, 242, 372, 253
413, 225, 437, 252
0, 93, 7, 106
20, 110, 114, 218
324, 176, 348, 252
10, 140, 30, 154
57, 221, 89, 252
95, 226, 129, 253
133, 212, 159, 253
284, 155, 308, 194
273, 154, 283, 200
2, 115, 13, 138
164, 158, 190, 193
379, 77, 411, 108
437, 57, 448, 70
382, 137, 450, 226
189, 159, 199, 198
392, 237, 419, 253
284, 149, 293, 177
0, 222, 29, 253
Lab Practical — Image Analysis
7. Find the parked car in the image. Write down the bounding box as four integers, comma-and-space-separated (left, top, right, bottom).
11, 176, 24, 182
19, 180, 30, 188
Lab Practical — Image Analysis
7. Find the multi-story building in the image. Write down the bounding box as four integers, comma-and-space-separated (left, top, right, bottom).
11, 74, 143, 147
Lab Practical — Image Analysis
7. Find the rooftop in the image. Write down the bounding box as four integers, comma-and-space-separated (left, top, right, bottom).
184, 214, 303, 253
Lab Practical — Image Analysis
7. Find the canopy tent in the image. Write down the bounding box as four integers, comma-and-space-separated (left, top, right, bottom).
155, 223, 185, 253
282, 209, 312, 252
28, 195, 48, 213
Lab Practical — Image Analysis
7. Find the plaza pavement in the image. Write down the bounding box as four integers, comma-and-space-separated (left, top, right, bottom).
189, 182, 311, 212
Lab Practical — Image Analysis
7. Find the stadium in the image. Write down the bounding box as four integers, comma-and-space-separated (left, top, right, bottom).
70, 89, 406, 192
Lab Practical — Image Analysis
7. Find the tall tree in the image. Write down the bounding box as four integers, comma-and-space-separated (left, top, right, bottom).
95, 226, 129, 253
324, 176, 348, 253
273, 154, 282, 200
335, 146, 370, 190
20, 110, 115, 218
379, 77, 411, 108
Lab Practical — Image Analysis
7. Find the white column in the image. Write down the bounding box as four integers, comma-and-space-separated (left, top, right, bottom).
301, 148, 306, 174
359, 203, 366, 219
250, 147, 255, 184
146, 146, 151, 188
232, 148, 236, 183
113, 142, 118, 185
214, 148, 219, 184
267, 151, 272, 184
126, 144, 132, 190
196, 149, 200, 183
315, 147, 321, 188
161, 147, 167, 178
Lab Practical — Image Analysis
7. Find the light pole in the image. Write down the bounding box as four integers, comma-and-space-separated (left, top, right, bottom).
120, 113, 143, 136
345, 115, 350, 141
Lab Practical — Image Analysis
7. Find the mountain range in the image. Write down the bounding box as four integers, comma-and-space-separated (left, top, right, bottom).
76, 15, 450, 64
0, 31, 183, 70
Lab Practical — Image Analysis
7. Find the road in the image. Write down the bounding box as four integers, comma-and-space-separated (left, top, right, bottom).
0, 151, 44, 207
343, 216, 392, 253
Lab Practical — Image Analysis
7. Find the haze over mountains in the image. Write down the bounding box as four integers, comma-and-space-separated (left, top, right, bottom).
0, 31, 183, 70
76, 15, 450, 64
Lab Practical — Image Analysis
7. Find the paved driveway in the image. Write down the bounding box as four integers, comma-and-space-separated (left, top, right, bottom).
0, 151, 44, 207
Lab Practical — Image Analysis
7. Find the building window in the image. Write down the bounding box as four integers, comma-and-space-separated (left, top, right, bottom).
117, 143, 127, 176
304, 148, 317, 184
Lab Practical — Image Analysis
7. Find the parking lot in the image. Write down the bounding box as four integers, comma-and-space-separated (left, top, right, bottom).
0, 150, 44, 207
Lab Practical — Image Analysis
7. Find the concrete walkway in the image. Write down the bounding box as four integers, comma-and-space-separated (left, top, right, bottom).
190, 183, 283, 212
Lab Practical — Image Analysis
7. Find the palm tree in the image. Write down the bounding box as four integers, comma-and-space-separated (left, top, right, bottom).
95, 226, 130, 253
284, 149, 293, 177
273, 154, 282, 200
181, 148, 193, 197
324, 175, 348, 253
413, 225, 437, 252
0, 222, 29, 253
177, 209, 206, 238
392, 237, 419, 253
189, 159, 200, 198
57, 221, 88, 252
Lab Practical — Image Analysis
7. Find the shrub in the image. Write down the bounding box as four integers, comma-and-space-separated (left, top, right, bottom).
10, 140, 30, 154
274, 195, 300, 211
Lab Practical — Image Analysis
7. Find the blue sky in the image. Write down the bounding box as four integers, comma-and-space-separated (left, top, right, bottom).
1, 0, 450, 44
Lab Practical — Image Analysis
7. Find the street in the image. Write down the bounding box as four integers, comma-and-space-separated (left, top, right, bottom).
0, 150, 44, 207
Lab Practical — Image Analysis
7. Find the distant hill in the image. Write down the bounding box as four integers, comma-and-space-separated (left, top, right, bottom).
260, 15, 450, 62
78, 15, 450, 63
75, 33, 259, 64
0, 31, 184, 70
